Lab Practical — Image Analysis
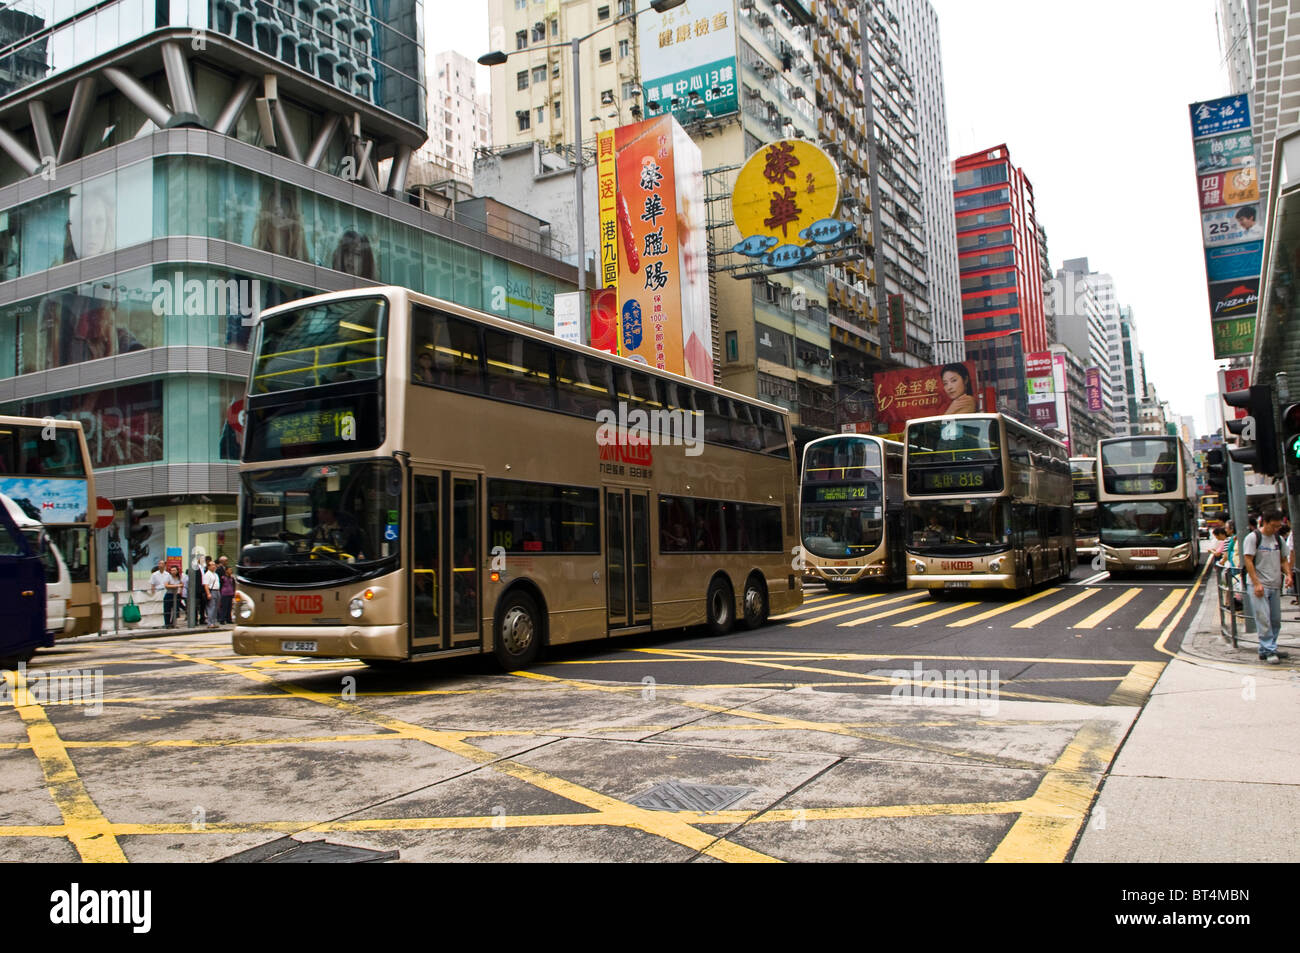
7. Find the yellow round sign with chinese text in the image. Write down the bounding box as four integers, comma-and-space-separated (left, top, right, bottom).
731, 139, 840, 246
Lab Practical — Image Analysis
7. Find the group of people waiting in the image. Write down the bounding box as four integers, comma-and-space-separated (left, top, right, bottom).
147, 556, 236, 628
1208, 509, 1293, 665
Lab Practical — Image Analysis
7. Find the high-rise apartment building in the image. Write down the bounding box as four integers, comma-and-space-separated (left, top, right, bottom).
1218, 0, 1255, 97
1052, 259, 1114, 455
417, 51, 492, 184
488, 0, 643, 152
952, 144, 1047, 420
894, 0, 961, 365
0, 3, 576, 602
1248, 1, 1299, 205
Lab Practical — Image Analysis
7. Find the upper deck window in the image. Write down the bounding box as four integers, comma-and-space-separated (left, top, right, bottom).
253, 298, 388, 394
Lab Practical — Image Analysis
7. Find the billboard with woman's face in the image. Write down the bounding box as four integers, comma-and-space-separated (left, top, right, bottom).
873, 362, 980, 433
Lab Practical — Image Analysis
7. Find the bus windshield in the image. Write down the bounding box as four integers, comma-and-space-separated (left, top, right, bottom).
238, 459, 403, 584
252, 297, 388, 393
906, 419, 1003, 495
1100, 438, 1178, 494
1099, 500, 1192, 547
906, 500, 1008, 554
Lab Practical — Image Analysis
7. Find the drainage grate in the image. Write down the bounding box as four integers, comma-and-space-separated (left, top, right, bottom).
630, 780, 755, 813
217, 837, 399, 863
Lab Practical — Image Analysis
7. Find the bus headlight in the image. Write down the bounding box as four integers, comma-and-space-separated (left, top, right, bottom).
912, 560, 925, 573
989, 558, 1003, 573
349, 597, 365, 619
235, 593, 253, 621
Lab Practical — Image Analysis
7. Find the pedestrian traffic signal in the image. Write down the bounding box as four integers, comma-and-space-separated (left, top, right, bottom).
1224, 384, 1278, 476
1205, 447, 1229, 494
128, 508, 152, 565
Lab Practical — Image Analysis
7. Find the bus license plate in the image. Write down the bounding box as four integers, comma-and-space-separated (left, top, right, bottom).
282, 641, 318, 652
944, 581, 971, 589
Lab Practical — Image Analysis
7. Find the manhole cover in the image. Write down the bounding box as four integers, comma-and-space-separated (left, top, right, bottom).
217, 837, 399, 863
630, 780, 755, 813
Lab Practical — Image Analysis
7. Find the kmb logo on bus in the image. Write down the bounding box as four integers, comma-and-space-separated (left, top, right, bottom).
941, 560, 974, 571
275, 595, 324, 614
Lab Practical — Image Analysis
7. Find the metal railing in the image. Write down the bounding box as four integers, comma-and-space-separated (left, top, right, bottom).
1214, 563, 1255, 647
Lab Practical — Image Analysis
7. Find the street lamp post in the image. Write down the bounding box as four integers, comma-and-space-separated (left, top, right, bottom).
479, 0, 685, 295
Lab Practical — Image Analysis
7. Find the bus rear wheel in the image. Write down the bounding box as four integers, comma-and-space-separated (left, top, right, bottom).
740, 574, 768, 630
494, 590, 542, 670
706, 577, 735, 636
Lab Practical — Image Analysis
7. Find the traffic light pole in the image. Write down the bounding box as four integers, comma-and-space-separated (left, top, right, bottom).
1228, 458, 1255, 626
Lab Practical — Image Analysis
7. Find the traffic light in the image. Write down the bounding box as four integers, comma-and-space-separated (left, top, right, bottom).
1282, 403, 1300, 477
1224, 384, 1278, 476
128, 508, 152, 565
1205, 447, 1229, 494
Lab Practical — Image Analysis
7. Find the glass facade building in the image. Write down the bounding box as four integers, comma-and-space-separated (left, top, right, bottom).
0, 7, 575, 608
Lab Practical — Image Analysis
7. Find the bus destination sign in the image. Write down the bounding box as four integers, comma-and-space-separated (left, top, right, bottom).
266, 408, 358, 448
815, 486, 868, 502
1113, 476, 1167, 494
918, 468, 989, 493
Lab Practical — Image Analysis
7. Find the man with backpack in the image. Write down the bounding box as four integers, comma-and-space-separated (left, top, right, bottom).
1243, 508, 1292, 664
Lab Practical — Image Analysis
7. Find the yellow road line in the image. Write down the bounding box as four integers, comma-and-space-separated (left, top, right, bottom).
633, 647, 1149, 666
1072, 588, 1142, 629
987, 719, 1124, 863
773, 594, 878, 622
150, 647, 778, 864
1011, 589, 1099, 629
1105, 660, 1166, 707
1136, 589, 1186, 630
1154, 560, 1211, 656
893, 601, 980, 627
946, 588, 1060, 627
787, 595, 898, 627
3, 668, 126, 863
836, 593, 935, 626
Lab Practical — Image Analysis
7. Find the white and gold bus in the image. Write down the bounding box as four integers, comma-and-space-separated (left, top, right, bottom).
1070, 456, 1099, 560
0, 416, 101, 636
1097, 435, 1199, 576
799, 433, 905, 588
231, 287, 802, 669
903, 413, 1074, 592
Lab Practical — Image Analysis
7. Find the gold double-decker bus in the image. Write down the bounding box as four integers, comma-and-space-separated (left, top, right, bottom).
231, 287, 801, 669
799, 433, 905, 588
0, 416, 101, 637
1199, 493, 1225, 535
903, 413, 1074, 592
1070, 456, 1099, 560
1097, 435, 1199, 576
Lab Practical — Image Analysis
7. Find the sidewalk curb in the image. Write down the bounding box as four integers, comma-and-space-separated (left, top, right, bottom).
1174, 581, 1300, 680
59, 627, 232, 646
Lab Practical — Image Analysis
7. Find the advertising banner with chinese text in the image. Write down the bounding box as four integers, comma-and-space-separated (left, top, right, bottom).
639, 0, 738, 125
1085, 366, 1104, 412
1190, 94, 1260, 358
595, 115, 713, 382
872, 362, 980, 434
1025, 351, 1057, 428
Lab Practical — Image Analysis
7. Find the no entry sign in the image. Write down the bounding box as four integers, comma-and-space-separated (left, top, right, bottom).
95, 496, 116, 530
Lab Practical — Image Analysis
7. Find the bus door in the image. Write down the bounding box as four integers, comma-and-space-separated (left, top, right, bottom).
605, 488, 651, 630
409, 469, 481, 652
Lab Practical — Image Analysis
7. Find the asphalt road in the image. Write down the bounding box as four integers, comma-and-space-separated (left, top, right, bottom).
0, 560, 1208, 864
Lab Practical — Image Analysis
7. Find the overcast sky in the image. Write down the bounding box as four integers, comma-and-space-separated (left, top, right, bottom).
436, 0, 1229, 434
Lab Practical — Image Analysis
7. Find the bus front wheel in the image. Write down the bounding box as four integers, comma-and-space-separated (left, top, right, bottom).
706, 577, 735, 636
494, 590, 542, 670
740, 574, 769, 630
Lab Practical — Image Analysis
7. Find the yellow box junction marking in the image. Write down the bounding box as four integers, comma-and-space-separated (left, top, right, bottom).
1011, 589, 1099, 629
2, 667, 126, 863
893, 601, 980, 627
1136, 589, 1186, 630
1071, 588, 1142, 629
947, 588, 1060, 627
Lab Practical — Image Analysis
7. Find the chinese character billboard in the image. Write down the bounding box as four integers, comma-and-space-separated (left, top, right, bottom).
872, 361, 980, 434
596, 115, 713, 383
640, 0, 738, 125
1190, 94, 1260, 359
1085, 366, 1104, 413
1026, 351, 1057, 428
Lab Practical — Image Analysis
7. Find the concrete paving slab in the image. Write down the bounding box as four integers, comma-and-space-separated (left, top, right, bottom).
0, 836, 82, 862
1073, 775, 1300, 862
0, 750, 66, 826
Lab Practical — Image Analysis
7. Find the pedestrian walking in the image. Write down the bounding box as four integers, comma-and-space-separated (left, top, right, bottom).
202, 558, 221, 628
1243, 508, 1292, 664
218, 555, 235, 624
163, 565, 182, 626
